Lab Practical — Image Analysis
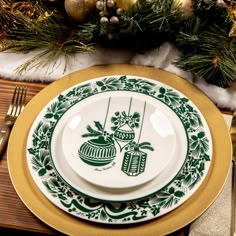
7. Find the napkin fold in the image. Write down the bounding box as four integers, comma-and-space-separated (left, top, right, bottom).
1, 43, 236, 110
189, 114, 232, 236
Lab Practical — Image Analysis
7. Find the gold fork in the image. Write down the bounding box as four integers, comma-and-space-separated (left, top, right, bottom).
0, 86, 27, 157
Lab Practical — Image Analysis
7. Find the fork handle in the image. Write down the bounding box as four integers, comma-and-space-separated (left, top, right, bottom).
0, 125, 11, 158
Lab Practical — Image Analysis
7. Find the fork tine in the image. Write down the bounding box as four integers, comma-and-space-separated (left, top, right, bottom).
12, 86, 20, 117
20, 86, 27, 113
12, 86, 21, 117
7, 86, 18, 116
13, 87, 24, 116
14, 86, 27, 117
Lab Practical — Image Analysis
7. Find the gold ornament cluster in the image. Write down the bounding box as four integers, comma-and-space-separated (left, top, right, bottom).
64, 0, 138, 23
96, 0, 122, 24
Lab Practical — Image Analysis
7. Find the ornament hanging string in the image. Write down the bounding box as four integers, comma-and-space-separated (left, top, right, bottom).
103, 96, 111, 133
137, 101, 146, 145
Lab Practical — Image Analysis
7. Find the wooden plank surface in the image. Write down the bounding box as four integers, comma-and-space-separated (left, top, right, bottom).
0, 77, 194, 235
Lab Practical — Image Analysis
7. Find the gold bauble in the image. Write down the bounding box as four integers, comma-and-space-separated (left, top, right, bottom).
115, 0, 138, 10
64, 0, 96, 22
174, 0, 193, 16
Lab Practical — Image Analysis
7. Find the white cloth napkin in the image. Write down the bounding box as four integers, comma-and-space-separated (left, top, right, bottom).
1, 43, 236, 110
189, 114, 232, 236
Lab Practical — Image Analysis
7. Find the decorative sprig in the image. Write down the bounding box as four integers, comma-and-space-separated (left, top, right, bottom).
82, 121, 114, 143
111, 111, 140, 131
125, 141, 154, 152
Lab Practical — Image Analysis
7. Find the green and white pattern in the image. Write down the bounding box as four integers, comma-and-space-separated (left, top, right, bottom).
27, 75, 212, 224
78, 96, 154, 176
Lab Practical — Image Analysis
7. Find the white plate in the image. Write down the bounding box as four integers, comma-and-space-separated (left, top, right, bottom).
26, 75, 212, 224
60, 91, 176, 189
50, 90, 186, 201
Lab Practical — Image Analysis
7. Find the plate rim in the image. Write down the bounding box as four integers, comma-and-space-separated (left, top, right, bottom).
7, 64, 231, 235
26, 74, 212, 221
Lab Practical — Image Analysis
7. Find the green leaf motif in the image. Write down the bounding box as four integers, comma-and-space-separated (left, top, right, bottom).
198, 131, 206, 139
28, 148, 35, 155
45, 101, 70, 120
65, 84, 93, 99
82, 125, 101, 138
31, 149, 52, 176
151, 206, 160, 216
174, 191, 185, 197
43, 177, 72, 200
157, 87, 181, 107
123, 78, 157, 95
190, 131, 209, 157
38, 168, 46, 176
48, 178, 60, 188
96, 81, 104, 86
32, 121, 50, 148
203, 153, 210, 161
96, 77, 124, 91
44, 113, 53, 119
153, 187, 185, 208
94, 121, 103, 131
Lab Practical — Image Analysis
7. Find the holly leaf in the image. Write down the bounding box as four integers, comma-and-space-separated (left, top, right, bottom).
174, 191, 185, 198
94, 121, 103, 131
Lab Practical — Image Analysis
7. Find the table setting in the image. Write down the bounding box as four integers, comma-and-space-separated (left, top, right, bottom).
0, 0, 236, 235
0, 63, 232, 236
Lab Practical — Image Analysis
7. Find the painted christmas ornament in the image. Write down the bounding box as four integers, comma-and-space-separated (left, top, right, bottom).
122, 150, 147, 176
78, 137, 116, 166
64, 0, 96, 22
114, 123, 135, 150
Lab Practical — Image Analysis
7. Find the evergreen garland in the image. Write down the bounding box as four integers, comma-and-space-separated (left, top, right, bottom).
1, 0, 236, 87
174, 0, 236, 87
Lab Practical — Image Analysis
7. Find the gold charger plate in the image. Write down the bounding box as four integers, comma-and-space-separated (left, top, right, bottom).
7, 64, 231, 235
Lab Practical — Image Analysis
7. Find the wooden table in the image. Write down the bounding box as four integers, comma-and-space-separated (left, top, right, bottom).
0, 77, 212, 236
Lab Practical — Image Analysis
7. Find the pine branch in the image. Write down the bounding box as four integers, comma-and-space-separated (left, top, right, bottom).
175, 19, 236, 87
2, 9, 94, 51
0, 1, 94, 73
81, 125, 102, 138
90, 0, 185, 51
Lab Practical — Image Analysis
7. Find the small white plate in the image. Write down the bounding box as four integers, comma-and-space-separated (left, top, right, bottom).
50, 91, 186, 201
61, 92, 176, 189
